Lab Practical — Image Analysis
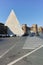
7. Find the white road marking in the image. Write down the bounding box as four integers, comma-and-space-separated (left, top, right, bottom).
0, 44, 16, 59
7, 45, 43, 65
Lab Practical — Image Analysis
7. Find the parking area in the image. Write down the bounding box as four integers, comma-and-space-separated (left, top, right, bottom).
0, 37, 31, 65
9, 45, 43, 65
0, 36, 43, 65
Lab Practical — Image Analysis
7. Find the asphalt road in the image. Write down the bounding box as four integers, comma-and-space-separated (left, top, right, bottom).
0, 37, 32, 65
13, 46, 43, 65
0, 36, 43, 65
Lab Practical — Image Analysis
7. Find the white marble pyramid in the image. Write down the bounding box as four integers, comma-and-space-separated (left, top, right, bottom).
5, 10, 24, 36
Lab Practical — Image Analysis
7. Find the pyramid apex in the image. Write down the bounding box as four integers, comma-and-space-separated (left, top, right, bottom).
11, 9, 14, 12
10, 9, 15, 14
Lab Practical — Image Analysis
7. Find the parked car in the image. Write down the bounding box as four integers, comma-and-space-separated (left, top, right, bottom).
29, 32, 35, 37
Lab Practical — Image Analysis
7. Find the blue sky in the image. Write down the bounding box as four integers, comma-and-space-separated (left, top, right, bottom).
0, 0, 43, 26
